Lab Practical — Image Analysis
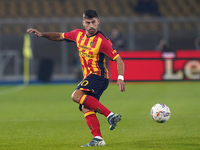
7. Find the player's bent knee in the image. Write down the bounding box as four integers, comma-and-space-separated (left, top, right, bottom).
71, 90, 84, 103
71, 93, 79, 102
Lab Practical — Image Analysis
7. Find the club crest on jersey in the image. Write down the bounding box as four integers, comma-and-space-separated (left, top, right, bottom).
90, 41, 94, 47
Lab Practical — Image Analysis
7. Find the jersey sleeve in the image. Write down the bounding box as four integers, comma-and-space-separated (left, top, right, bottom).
101, 39, 119, 61
62, 29, 79, 42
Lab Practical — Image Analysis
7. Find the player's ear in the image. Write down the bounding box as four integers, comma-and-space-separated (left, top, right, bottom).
97, 19, 100, 25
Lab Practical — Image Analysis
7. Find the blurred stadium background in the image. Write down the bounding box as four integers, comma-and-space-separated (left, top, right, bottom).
1, 1, 200, 149
0, 0, 200, 84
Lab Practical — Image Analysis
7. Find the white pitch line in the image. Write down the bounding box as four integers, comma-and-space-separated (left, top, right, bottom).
0, 84, 26, 96
0, 118, 85, 123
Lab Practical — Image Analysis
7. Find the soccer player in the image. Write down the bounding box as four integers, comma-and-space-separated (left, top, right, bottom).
27, 9, 125, 147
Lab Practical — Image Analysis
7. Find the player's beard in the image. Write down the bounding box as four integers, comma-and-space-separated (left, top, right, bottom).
88, 28, 96, 35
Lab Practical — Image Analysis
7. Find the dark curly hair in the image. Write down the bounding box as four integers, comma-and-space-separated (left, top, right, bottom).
83, 9, 98, 19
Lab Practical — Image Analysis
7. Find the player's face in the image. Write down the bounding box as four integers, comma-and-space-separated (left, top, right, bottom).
83, 18, 100, 36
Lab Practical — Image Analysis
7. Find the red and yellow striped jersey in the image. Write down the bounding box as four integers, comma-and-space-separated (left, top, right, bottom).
62, 29, 119, 79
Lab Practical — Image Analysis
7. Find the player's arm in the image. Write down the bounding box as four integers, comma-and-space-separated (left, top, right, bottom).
114, 56, 125, 92
27, 28, 63, 41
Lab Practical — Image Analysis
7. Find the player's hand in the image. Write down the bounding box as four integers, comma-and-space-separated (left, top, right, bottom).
27, 28, 43, 37
117, 79, 125, 92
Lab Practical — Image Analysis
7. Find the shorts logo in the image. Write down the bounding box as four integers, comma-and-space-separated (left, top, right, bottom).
81, 80, 89, 86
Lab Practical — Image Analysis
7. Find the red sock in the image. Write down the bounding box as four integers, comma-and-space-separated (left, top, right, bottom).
84, 111, 102, 138
79, 95, 111, 117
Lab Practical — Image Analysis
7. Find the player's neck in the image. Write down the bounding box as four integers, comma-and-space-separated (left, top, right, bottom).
86, 29, 98, 37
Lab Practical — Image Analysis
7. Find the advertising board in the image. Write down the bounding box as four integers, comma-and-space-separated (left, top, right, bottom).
109, 50, 200, 81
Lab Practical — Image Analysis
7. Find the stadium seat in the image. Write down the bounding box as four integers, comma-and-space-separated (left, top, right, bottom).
0, 1, 6, 18
8, 1, 18, 17
0, 0, 199, 35
19, 1, 29, 17
30, 1, 41, 17
0, 0, 199, 18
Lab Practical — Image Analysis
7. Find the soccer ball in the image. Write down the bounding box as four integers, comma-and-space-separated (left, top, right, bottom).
150, 103, 171, 123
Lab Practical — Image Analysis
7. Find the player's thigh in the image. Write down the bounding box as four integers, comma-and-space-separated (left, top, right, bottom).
76, 74, 108, 94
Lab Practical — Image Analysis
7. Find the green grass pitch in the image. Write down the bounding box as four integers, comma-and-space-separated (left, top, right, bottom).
0, 82, 199, 150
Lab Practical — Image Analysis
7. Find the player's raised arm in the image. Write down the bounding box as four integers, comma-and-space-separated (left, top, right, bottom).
27, 28, 63, 41
115, 56, 125, 92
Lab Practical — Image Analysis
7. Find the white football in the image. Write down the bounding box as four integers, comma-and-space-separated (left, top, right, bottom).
150, 103, 171, 123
